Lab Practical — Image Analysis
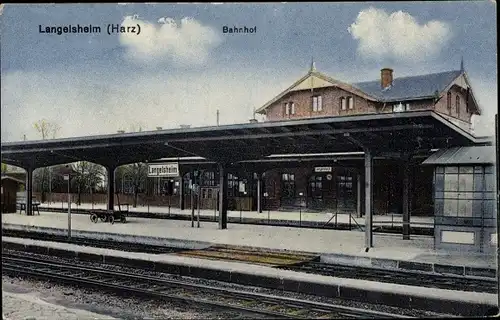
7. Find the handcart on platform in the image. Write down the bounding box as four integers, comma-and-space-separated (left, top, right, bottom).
89, 194, 128, 224
89, 209, 127, 224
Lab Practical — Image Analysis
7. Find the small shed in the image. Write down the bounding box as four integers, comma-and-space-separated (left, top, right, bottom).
422, 146, 496, 253
1, 175, 25, 213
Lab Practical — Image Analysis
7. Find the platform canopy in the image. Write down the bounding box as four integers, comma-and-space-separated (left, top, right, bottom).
422, 145, 496, 165
1, 111, 489, 170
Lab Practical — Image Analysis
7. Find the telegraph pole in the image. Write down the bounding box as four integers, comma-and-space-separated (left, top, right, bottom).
216, 110, 220, 126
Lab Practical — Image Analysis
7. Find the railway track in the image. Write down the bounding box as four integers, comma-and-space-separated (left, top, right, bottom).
2, 229, 184, 254
4, 230, 494, 294
2, 252, 407, 319
279, 262, 497, 293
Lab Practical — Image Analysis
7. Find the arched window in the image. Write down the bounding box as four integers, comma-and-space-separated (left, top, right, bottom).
309, 175, 323, 199
456, 95, 461, 116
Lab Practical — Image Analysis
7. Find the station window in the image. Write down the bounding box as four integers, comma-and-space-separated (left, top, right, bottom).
284, 102, 295, 115
281, 173, 296, 199
183, 173, 192, 195
347, 97, 354, 110
456, 95, 461, 117
465, 89, 470, 113
203, 171, 216, 187
309, 175, 323, 199
337, 175, 353, 189
340, 97, 346, 110
228, 173, 239, 197
435, 165, 480, 218
392, 103, 406, 112
447, 91, 452, 112
202, 188, 215, 199
312, 96, 323, 112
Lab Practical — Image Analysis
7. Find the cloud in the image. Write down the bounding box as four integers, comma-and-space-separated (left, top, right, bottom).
468, 77, 497, 137
348, 7, 452, 62
118, 15, 222, 66
0, 66, 297, 142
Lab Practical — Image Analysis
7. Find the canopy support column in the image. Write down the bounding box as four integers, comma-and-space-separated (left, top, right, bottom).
106, 165, 116, 211
218, 163, 228, 229
179, 173, 185, 210
345, 133, 374, 249
402, 154, 412, 240
26, 167, 34, 216
364, 150, 374, 249
256, 172, 263, 213
356, 173, 361, 218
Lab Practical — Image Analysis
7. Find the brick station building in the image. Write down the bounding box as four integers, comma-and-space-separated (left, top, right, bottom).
146, 60, 483, 217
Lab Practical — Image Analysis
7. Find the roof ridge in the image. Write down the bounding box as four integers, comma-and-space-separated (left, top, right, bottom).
354, 69, 462, 84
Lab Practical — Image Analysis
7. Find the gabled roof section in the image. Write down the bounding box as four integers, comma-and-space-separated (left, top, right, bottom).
256, 70, 378, 114
421, 146, 495, 165
353, 70, 463, 103
1, 175, 25, 184
461, 72, 482, 115
289, 74, 335, 92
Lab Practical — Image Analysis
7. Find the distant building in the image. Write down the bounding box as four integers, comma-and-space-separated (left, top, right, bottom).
1, 175, 25, 213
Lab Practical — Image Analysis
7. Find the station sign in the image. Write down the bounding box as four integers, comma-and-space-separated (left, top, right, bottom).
148, 162, 179, 177
314, 166, 332, 173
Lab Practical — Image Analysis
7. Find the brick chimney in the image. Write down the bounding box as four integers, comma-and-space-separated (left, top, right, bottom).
381, 68, 393, 89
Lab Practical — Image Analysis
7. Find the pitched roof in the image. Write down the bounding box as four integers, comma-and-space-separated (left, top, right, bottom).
352, 70, 463, 102
421, 146, 495, 165
255, 70, 378, 114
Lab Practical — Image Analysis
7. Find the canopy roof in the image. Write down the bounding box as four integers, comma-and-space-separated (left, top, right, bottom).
1, 111, 489, 170
422, 146, 495, 165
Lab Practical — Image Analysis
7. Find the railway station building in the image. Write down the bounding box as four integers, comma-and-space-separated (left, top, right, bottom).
147, 62, 486, 218
2, 61, 495, 252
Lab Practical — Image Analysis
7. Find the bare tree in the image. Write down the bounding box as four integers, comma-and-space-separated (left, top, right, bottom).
33, 119, 61, 203
72, 162, 104, 205
33, 119, 61, 140
120, 123, 147, 207
123, 163, 148, 208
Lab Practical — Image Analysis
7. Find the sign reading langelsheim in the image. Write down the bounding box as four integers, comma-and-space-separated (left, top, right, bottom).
148, 163, 179, 177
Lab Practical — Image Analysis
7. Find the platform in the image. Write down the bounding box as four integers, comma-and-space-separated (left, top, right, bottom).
39, 201, 435, 227
2, 236, 496, 317
1, 211, 494, 270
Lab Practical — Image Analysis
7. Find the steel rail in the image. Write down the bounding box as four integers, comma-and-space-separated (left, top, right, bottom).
280, 262, 497, 293
2, 253, 407, 319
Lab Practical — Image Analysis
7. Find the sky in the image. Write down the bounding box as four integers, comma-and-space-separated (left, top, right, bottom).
0, 2, 497, 142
